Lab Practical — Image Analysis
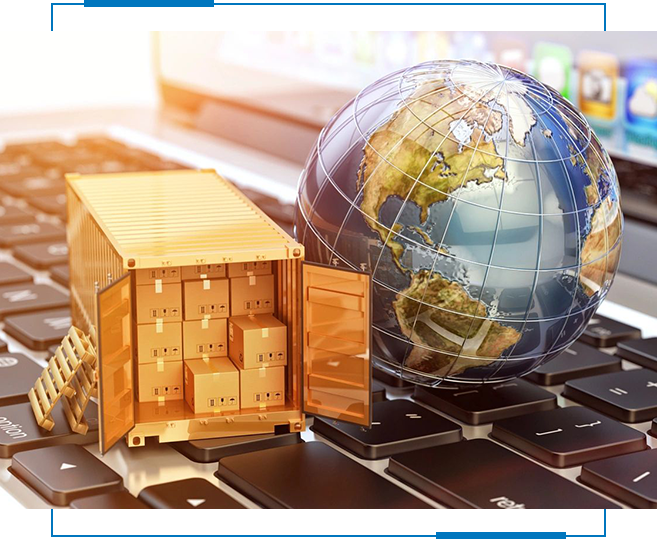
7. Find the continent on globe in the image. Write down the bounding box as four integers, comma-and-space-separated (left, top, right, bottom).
357, 79, 506, 270
393, 270, 521, 377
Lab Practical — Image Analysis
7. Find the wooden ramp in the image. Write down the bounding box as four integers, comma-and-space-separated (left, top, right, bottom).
28, 326, 98, 435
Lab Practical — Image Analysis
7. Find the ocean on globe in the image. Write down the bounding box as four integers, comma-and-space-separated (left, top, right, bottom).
295, 60, 622, 386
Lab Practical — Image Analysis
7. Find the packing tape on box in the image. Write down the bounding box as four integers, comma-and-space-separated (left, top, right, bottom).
157, 357, 165, 372
262, 328, 269, 338
259, 367, 267, 378
200, 273, 208, 279
249, 275, 256, 286
158, 396, 165, 407
202, 317, 209, 329
156, 319, 163, 333
203, 279, 211, 290
155, 279, 162, 294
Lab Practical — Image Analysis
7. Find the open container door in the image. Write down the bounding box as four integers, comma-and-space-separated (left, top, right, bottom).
96, 273, 134, 454
302, 262, 372, 427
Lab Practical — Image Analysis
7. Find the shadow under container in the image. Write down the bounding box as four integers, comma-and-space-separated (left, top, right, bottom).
66, 169, 373, 454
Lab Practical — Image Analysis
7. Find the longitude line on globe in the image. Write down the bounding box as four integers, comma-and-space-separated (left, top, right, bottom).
540, 100, 612, 305
494, 91, 546, 371
523, 93, 585, 372
410, 68, 508, 383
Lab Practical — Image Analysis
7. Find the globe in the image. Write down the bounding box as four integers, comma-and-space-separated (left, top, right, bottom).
295, 60, 622, 386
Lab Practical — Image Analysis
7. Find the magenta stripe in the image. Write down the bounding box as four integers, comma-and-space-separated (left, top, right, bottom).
69, 509, 592, 535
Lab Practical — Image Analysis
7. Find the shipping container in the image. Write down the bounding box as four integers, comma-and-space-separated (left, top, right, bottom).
63, 169, 372, 454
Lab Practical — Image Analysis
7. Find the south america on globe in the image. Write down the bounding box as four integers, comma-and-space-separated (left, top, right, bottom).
295, 60, 622, 386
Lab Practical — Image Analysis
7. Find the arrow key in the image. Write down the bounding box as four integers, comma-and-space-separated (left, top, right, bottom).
138, 478, 245, 509
10, 445, 123, 506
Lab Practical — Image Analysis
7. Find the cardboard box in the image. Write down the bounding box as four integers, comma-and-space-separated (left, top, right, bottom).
137, 360, 183, 403
135, 282, 182, 324
182, 319, 227, 359
135, 267, 181, 285
183, 279, 229, 320
184, 357, 239, 413
239, 365, 285, 410
181, 264, 226, 281
227, 261, 272, 278
137, 322, 182, 364
230, 274, 275, 316
229, 314, 287, 369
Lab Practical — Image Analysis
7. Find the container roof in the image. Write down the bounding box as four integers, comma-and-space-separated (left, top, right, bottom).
67, 169, 303, 269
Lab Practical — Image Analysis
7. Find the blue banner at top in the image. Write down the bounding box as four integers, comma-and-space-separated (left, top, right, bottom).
84, 1, 214, 6
436, 534, 567, 539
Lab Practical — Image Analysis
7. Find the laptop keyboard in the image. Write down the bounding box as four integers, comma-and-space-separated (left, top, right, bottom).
0, 136, 656, 510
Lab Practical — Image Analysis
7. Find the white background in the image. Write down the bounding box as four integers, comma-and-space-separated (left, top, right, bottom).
0, 33, 156, 117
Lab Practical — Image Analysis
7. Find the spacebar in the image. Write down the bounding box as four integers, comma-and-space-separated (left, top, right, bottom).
387, 439, 619, 509
216, 441, 430, 508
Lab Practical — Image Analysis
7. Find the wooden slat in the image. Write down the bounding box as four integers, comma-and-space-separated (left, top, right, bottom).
55, 348, 72, 378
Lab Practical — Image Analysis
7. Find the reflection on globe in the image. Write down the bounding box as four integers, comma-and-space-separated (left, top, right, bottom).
295, 60, 622, 386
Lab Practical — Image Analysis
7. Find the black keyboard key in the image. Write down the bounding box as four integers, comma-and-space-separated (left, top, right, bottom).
580, 448, 657, 508
0, 353, 42, 406
1, 175, 64, 198
27, 194, 67, 217
139, 478, 244, 509
387, 439, 619, 509
10, 445, 122, 506
0, 262, 32, 287
414, 379, 557, 425
70, 490, 150, 509
312, 399, 462, 460
579, 315, 642, 348
617, 338, 657, 370
491, 406, 647, 468
526, 341, 622, 386
0, 402, 98, 458
0, 205, 34, 225
651, 419, 657, 438
0, 283, 69, 320
217, 441, 430, 508
564, 369, 657, 423
172, 432, 302, 463
4, 308, 71, 351
374, 367, 415, 390
14, 241, 68, 269
0, 221, 65, 248
0, 340, 6, 353
49, 264, 69, 287
372, 380, 386, 402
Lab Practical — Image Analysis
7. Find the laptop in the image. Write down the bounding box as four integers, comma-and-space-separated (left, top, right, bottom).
0, 31, 656, 510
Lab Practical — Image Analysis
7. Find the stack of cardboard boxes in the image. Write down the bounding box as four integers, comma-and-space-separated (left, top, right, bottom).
134, 261, 287, 414
135, 267, 184, 403
227, 262, 287, 410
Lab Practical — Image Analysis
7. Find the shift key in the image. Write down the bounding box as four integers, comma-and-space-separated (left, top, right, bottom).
387, 439, 619, 509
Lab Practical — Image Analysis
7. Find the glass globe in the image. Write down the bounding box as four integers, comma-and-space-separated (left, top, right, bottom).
295, 60, 622, 386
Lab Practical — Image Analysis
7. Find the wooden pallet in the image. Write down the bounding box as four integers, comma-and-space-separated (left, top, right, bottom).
28, 326, 98, 435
